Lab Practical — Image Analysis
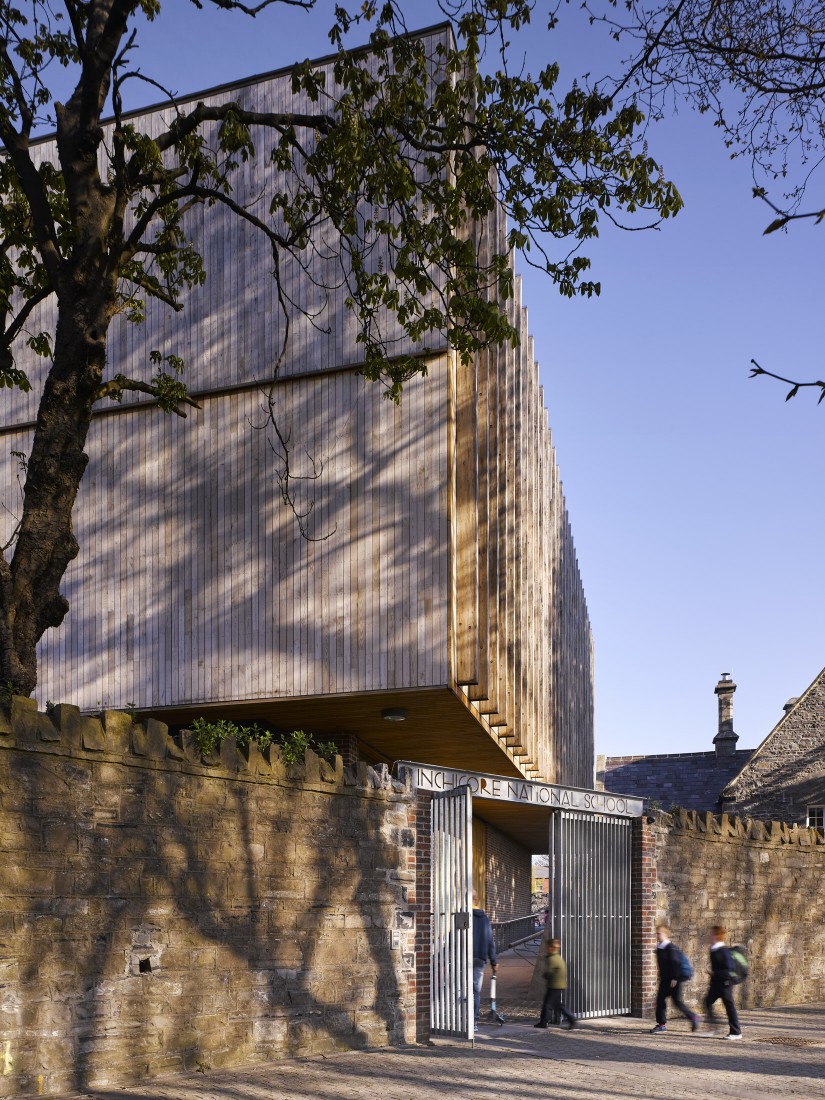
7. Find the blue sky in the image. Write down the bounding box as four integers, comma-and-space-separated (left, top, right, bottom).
69, 3, 825, 757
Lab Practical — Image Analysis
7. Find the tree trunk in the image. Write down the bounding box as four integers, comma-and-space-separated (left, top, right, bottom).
0, 291, 110, 696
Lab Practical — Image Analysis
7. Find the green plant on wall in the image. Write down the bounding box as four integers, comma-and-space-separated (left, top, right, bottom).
190, 718, 336, 765
190, 718, 274, 757
279, 729, 337, 765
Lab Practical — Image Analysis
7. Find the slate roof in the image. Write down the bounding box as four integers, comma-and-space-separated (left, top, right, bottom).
598, 749, 754, 813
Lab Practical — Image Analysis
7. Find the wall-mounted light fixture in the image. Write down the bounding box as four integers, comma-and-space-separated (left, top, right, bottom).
381, 707, 407, 722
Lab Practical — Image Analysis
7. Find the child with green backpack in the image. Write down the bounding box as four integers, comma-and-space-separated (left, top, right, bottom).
705, 925, 743, 1039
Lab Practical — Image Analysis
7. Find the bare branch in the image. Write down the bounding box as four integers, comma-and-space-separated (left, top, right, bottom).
194, 0, 314, 12
749, 358, 825, 405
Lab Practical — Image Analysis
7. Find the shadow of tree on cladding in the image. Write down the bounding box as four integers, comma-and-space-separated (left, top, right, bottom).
42, 363, 450, 711
4, 738, 409, 1095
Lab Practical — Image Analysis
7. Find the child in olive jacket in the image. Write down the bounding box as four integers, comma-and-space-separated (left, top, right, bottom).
534, 938, 576, 1029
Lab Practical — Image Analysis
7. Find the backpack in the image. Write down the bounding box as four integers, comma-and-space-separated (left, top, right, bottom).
673, 947, 693, 981
729, 946, 749, 985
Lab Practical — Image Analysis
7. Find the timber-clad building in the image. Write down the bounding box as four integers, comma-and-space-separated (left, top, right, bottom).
1, 25, 594, 793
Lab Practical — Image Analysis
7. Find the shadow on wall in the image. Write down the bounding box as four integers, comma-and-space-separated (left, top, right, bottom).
0, 716, 416, 1097
34, 366, 452, 712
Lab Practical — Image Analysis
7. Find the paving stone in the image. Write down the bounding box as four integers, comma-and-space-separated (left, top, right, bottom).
43, 1003, 825, 1100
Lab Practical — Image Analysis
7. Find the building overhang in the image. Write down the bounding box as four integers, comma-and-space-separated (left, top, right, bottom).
143, 685, 527, 778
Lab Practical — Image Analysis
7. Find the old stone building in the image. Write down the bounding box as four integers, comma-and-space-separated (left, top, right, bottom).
598, 674, 753, 813
601, 669, 825, 828
719, 665, 825, 827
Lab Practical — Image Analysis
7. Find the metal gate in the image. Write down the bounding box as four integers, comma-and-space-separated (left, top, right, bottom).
430, 785, 473, 1038
549, 810, 631, 1018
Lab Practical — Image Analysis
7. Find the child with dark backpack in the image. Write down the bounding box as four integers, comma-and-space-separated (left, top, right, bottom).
649, 923, 699, 1034
704, 925, 743, 1040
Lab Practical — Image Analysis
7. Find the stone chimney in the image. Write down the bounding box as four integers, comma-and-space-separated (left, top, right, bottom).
713, 673, 739, 758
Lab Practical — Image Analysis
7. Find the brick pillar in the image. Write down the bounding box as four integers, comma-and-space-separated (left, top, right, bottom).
333, 733, 359, 768
631, 815, 657, 1017
409, 791, 432, 1042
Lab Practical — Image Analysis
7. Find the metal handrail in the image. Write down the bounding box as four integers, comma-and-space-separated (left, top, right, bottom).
491, 913, 543, 954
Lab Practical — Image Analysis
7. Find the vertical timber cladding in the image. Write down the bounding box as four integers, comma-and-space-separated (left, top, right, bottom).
430, 786, 474, 1040
550, 811, 632, 1018
18, 27, 459, 714
450, 194, 594, 787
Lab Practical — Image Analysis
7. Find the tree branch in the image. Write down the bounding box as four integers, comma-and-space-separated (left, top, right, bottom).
94, 376, 203, 416
0, 40, 34, 135
3, 286, 55, 347
62, 0, 87, 56
749, 358, 825, 404
118, 273, 184, 311
196, 0, 314, 12
151, 100, 334, 156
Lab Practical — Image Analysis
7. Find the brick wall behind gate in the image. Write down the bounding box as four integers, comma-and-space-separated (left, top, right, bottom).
0, 699, 421, 1098
632, 808, 825, 1016
484, 823, 531, 921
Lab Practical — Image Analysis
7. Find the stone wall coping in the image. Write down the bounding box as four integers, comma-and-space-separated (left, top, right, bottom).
0, 697, 412, 799
651, 805, 825, 849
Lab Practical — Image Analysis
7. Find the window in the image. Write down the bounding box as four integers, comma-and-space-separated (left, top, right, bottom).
807, 806, 824, 832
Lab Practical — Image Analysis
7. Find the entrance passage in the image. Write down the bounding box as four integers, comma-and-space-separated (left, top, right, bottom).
408, 761, 640, 1034
549, 810, 631, 1018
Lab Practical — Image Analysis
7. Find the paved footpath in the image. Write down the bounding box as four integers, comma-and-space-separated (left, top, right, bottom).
54, 1004, 825, 1100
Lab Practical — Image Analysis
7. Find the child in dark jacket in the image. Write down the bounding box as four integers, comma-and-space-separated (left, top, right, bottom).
650, 923, 699, 1034
704, 925, 742, 1039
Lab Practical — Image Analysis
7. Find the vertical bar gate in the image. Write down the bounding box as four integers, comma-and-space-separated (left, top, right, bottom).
549, 810, 631, 1018
430, 785, 473, 1039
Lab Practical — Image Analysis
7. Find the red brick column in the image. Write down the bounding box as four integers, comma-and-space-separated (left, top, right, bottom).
409, 791, 432, 1042
333, 733, 359, 768
631, 815, 657, 1017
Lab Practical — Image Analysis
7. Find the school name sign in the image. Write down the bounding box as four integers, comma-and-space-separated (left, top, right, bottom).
398, 762, 643, 818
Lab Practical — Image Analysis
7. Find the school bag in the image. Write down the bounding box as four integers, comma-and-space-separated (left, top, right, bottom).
729, 945, 749, 985
672, 947, 693, 981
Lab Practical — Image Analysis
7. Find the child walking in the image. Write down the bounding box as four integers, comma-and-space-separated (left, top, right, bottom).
705, 925, 742, 1040
534, 938, 577, 1030
650, 923, 699, 1034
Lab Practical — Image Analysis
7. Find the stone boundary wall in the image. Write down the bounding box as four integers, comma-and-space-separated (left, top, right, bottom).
0, 698, 421, 1098
644, 807, 825, 1015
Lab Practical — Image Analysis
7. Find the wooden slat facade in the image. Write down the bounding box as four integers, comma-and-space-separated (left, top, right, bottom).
0, 27, 593, 787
